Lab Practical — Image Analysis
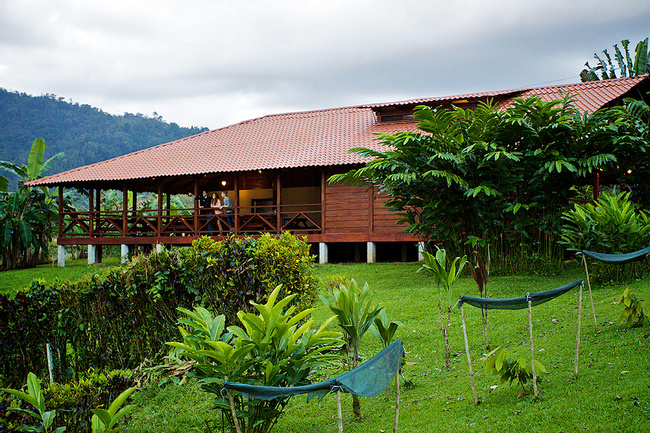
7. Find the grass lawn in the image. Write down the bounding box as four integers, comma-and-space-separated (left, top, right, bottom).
125, 262, 650, 432
0, 256, 120, 297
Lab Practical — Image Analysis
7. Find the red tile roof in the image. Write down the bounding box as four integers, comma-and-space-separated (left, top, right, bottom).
27, 75, 649, 187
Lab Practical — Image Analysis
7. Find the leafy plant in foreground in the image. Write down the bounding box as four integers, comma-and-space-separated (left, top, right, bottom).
319, 279, 383, 420
484, 347, 547, 392
420, 248, 467, 369
167, 285, 342, 433
90, 386, 136, 433
618, 288, 650, 328
1, 372, 66, 432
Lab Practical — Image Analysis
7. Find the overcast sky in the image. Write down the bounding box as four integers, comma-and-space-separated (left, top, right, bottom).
2, 0, 650, 130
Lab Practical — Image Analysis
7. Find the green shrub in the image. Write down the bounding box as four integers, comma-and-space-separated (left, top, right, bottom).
484, 347, 547, 392
167, 286, 342, 433
617, 288, 650, 328
560, 190, 650, 282
45, 369, 135, 433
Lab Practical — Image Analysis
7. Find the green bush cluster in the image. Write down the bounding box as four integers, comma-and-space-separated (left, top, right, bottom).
561, 190, 650, 282
0, 233, 318, 387
46, 369, 135, 433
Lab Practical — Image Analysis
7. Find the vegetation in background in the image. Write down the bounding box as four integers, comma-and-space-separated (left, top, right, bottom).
0, 89, 207, 189
0, 138, 73, 270
167, 287, 342, 433
560, 190, 650, 282
0, 234, 317, 387
580, 37, 649, 81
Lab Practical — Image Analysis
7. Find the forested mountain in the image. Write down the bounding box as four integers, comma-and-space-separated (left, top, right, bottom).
0, 88, 208, 185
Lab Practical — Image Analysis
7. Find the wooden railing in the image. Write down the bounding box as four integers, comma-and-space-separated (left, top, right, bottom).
59, 203, 322, 240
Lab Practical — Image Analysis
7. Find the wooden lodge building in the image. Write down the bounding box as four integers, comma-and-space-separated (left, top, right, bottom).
26, 76, 650, 266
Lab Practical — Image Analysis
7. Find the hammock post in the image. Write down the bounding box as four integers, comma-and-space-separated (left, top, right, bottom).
461, 302, 478, 404
527, 298, 538, 398
574, 282, 583, 377
224, 389, 242, 433
336, 389, 343, 433
393, 370, 400, 433
582, 255, 598, 332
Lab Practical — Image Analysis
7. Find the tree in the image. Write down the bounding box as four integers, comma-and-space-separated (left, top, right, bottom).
0, 138, 66, 269
581, 38, 649, 81
330, 95, 618, 261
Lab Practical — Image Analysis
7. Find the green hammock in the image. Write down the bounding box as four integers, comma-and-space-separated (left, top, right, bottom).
223, 339, 404, 402
457, 279, 583, 310
580, 245, 650, 264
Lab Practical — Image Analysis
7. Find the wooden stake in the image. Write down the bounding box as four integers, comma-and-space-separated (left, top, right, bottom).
393, 372, 400, 433
461, 303, 478, 404
528, 299, 538, 398
582, 255, 598, 332
336, 390, 343, 433
225, 389, 242, 433
575, 283, 583, 377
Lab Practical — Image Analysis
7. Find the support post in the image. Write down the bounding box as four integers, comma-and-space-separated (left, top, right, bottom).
528, 298, 538, 398
319, 242, 328, 264
367, 242, 376, 263
57, 245, 65, 268
417, 241, 426, 262
88, 245, 97, 265
393, 371, 400, 433
121, 245, 129, 263
336, 390, 343, 433
582, 255, 598, 332
461, 303, 478, 404
575, 283, 584, 377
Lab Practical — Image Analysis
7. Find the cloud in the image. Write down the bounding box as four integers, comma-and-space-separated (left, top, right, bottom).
2, 0, 650, 129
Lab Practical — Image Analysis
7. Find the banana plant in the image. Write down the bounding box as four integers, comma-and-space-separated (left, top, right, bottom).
90, 387, 137, 433
1, 372, 66, 433
420, 248, 467, 369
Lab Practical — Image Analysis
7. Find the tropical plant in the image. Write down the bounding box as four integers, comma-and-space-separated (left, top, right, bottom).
484, 347, 547, 392
319, 279, 383, 420
369, 308, 403, 399
90, 386, 137, 433
468, 249, 490, 349
420, 248, 467, 369
560, 191, 650, 253
581, 38, 649, 81
167, 286, 342, 433
369, 308, 403, 349
617, 288, 649, 328
1, 372, 66, 433
0, 138, 67, 270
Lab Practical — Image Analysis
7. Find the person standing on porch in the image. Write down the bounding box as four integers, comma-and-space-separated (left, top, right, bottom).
211, 193, 224, 234
221, 191, 234, 229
